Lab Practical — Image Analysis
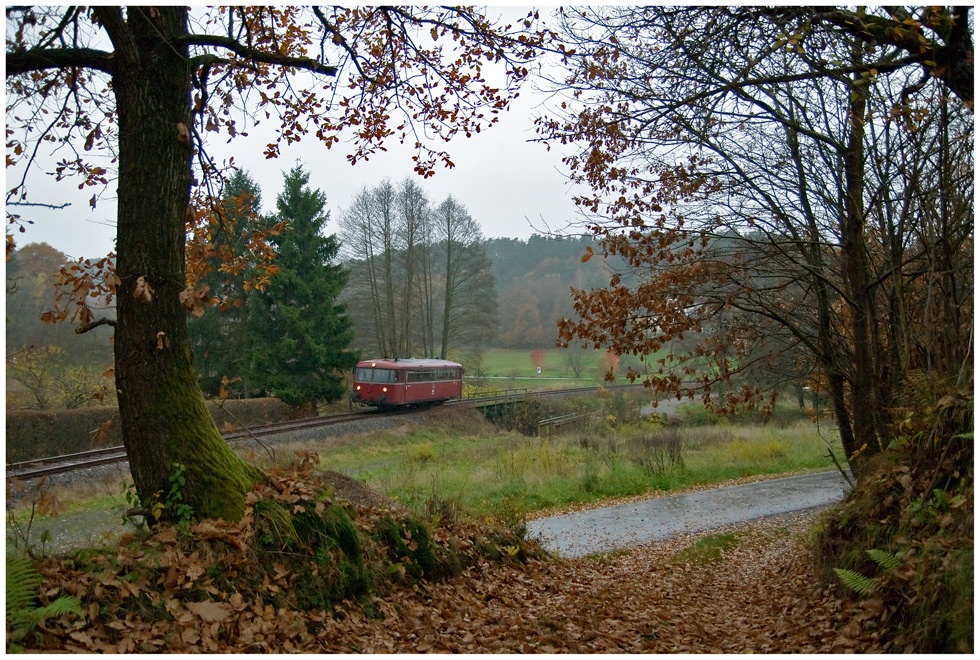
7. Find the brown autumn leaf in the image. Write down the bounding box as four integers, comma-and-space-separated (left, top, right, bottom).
176, 121, 191, 144
185, 600, 233, 623
190, 519, 230, 540
179, 284, 212, 317
220, 421, 240, 433
133, 275, 153, 303
153, 526, 179, 544
90, 419, 115, 445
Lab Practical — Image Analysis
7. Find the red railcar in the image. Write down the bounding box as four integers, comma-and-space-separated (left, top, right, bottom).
350, 358, 463, 408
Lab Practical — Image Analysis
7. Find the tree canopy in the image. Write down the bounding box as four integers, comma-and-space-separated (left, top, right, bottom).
542, 6, 973, 474
5, 6, 546, 521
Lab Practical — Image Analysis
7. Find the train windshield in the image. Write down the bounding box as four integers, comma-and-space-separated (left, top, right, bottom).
355, 367, 398, 383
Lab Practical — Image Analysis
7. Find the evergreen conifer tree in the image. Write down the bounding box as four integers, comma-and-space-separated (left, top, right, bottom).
244, 165, 358, 410
188, 170, 265, 397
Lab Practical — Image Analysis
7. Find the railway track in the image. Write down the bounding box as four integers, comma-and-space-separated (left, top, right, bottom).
7, 385, 645, 481
6, 446, 130, 482
6, 409, 400, 482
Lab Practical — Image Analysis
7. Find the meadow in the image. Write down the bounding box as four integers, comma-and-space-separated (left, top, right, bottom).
279, 391, 841, 526
461, 347, 673, 388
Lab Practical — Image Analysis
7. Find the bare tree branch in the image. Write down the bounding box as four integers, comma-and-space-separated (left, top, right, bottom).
76, 318, 116, 334
181, 34, 337, 76
6, 47, 115, 76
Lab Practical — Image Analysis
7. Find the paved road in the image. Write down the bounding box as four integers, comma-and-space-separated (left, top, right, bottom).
526, 471, 850, 558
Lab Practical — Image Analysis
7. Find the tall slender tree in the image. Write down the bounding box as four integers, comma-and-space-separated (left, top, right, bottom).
396, 178, 430, 358
435, 196, 496, 358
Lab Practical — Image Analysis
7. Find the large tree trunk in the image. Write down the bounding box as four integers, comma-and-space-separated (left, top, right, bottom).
112, 6, 260, 522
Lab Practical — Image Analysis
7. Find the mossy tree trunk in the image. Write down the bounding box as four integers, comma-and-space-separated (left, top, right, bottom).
110, 6, 261, 522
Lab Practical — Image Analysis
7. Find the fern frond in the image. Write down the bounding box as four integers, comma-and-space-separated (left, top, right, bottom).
30, 595, 85, 624
833, 568, 877, 595
866, 548, 901, 571
6, 557, 42, 624
6, 554, 84, 644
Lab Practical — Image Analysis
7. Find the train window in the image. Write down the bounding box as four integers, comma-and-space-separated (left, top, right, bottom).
404, 367, 460, 382
356, 367, 397, 383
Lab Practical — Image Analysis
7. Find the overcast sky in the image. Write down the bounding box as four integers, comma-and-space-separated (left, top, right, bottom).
9, 7, 587, 260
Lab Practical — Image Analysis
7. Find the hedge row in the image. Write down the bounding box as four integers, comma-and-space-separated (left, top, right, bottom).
6, 398, 298, 463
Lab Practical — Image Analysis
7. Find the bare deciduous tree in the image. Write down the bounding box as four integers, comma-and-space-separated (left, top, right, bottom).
542, 7, 973, 476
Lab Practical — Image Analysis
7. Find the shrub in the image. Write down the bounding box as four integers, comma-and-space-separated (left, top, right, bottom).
627, 428, 684, 476
406, 441, 436, 463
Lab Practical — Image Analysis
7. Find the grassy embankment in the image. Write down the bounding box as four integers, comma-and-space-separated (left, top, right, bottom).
286, 392, 839, 522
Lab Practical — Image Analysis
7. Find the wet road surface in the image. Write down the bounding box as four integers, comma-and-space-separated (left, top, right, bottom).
526, 471, 850, 558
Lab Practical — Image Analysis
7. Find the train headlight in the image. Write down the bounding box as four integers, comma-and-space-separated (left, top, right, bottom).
382, 387, 388, 393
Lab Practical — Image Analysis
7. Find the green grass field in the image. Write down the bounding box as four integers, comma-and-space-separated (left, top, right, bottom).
464, 347, 673, 386
7, 391, 842, 556
278, 393, 840, 524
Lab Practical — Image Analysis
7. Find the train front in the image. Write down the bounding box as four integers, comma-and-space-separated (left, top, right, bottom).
351, 360, 400, 407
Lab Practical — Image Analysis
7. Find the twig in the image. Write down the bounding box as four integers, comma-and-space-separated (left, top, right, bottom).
211, 398, 276, 463
7, 201, 71, 210
825, 441, 854, 490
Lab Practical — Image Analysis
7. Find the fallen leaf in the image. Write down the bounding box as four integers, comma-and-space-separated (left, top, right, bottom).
186, 600, 233, 623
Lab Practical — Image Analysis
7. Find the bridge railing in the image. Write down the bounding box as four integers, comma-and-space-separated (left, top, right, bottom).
466, 389, 530, 408
537, 410, 600, 437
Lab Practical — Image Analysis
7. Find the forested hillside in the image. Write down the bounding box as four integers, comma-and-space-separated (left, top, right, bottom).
6, 244, 115, 410
485, 234, 622, 348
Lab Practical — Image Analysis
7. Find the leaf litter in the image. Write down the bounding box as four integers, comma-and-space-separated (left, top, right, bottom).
16, 464, 886, 653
